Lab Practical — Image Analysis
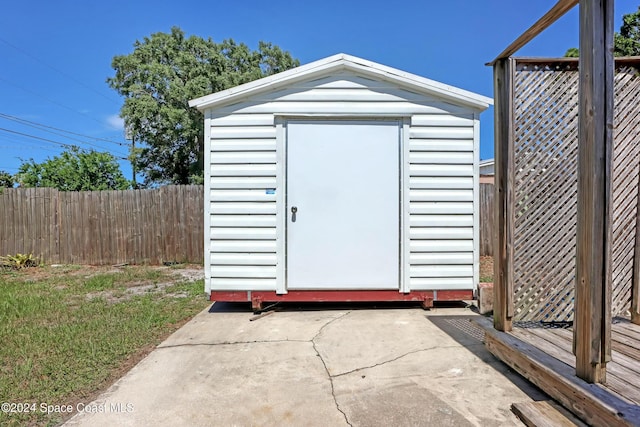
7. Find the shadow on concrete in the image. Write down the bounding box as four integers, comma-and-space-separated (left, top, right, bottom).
208, 300, 470, 313
427, 315, 549, 401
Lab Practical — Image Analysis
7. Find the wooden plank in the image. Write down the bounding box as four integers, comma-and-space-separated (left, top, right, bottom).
479, 183, 494, 256
71, 191, 82, 263
52, 189, 60, 263
552, 327, 640, 378
0, 191, 8, 257
97, 191, 107, 263
489, 0, 579, 64
482, 326, 640, 427
511, 400, 586, 427
520, 328, 640, 403
24, 188, 39, 256
574, 0, 614, 383
58, 192, 67, 263
493, 57, 515, 331
614, 321, 640, 339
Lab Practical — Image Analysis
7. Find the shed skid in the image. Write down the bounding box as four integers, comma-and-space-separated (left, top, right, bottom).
210, 290, 473, 312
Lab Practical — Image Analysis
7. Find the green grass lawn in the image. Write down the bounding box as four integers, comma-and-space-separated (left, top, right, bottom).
0, 264, 210, 426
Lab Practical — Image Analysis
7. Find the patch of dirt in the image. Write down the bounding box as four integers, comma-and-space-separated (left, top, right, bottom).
85, 265, 204, 304
170, 267, 205, 282
480, 256, 493, 282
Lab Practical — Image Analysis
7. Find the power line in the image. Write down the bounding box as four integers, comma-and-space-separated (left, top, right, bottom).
0, 112, 128, 149
0, 36, 121, 105
0, 127, 128, 160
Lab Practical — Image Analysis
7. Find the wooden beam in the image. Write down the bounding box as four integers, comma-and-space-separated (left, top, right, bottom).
488, 0, 579, 64
511, 401, 587, 427
482, 327, 640, 427
493, 58, 515, 332
574, 0, 614, 383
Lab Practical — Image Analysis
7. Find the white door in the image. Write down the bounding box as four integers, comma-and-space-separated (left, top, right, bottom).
286, 120, 400, 290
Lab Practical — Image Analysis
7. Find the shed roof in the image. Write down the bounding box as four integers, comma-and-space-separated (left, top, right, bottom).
189, 53, 493, 112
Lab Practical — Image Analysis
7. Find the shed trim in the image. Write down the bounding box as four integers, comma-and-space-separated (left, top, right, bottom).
189, 53, 492, 112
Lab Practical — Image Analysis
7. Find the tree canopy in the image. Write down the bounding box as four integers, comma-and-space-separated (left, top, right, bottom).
615, 6, 640, 56
565, 6, 640, 57
0, 171, 14, 188
108, 27, 299, 186
16, 147, 130, 191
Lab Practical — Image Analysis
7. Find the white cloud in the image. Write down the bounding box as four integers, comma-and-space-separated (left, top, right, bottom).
106, 114, 124, 130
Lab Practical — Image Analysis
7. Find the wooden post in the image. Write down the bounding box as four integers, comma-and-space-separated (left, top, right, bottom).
493, 58, 515, 332
574, 0, 614, 383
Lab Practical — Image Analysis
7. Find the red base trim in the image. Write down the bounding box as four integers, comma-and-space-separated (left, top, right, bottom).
209, 289, 473, 311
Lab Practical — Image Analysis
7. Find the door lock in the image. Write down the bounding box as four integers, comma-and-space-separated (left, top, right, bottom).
291, 206, 297, 213
291, 206, 297, 222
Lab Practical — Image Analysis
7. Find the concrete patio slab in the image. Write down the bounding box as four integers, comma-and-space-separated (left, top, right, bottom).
65, 303, 545, 426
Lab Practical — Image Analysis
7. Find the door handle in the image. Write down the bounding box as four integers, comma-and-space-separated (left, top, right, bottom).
291, 206, 297, 213
291, 206, 297, 222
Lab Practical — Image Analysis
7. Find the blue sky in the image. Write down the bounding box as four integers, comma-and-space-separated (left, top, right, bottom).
0, 0, 636, 182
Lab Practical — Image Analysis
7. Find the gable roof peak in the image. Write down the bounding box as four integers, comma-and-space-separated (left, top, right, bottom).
189, 53, 492, 111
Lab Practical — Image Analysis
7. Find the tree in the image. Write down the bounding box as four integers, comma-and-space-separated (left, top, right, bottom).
614, 6, 640, 56
564, 6, 640, 57
16, 147, 129, 191
0, 170, 14, 188
565, 47, 579, 58
108, 27, 299, 186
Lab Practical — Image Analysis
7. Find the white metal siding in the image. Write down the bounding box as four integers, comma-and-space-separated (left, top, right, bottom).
205, 72, 480, 292
408, 113, 476, 290
209, 112, 277, 290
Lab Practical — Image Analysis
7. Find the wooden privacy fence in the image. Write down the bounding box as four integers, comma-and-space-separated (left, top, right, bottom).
479, 183, 494, 256
510, 58, 640, 321
0, 185, 203, 265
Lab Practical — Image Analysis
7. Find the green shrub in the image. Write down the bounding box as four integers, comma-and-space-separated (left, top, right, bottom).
1, 253, 38, 269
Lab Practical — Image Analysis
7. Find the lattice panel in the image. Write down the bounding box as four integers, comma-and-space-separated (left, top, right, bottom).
513, 62, 580, 321
511, 60, 640, 322
611, 66, 640, 317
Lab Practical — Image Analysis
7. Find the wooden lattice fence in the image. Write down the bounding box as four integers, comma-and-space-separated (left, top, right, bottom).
512, 58, 640, 321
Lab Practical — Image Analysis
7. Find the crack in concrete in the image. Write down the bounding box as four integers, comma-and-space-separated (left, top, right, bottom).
312, 311, 352, 341
332, 347, 436, 378
156, 338, 310, 349
311, 311, 353, 427
331, 342, 485, 378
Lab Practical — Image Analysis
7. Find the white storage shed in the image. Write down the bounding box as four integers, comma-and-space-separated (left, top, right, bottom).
189, 54, 492, 311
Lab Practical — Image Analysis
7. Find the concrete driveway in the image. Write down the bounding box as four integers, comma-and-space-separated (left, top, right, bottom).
65, 303, 544, 426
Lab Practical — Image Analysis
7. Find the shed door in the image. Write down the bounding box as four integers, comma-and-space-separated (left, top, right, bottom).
286, 120, 400, 290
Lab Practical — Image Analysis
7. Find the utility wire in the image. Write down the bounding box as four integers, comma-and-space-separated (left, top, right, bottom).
0, 112, 127, 146
0, 127, 127, 160
0, 121, 129, 157
0, 113, 129, 155
0, 36, 120, 105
